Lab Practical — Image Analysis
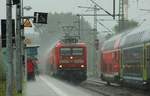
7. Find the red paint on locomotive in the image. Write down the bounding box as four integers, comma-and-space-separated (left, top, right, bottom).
48, 41, 87, 81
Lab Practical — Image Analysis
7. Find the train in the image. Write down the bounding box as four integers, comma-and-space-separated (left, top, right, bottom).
47, 40, 87, 82
100, 27, 150, 88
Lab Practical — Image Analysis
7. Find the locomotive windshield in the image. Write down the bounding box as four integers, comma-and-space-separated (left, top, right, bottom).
72, 48, 83, 55
60, 47, 83, 56
60, 48, 71, 55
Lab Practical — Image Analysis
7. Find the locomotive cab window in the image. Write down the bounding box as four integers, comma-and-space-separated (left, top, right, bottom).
72, 48, 83, 55
60, 48, 71, 55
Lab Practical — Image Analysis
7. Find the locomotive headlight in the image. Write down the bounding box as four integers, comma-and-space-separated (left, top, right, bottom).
59, 65, 63, 68
81, 65, 84, 68
143, 82, 147, 85
70, 56, 73, 59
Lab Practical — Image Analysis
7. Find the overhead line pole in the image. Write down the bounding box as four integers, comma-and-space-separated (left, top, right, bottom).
119, 0, 124, 32
92, 5, 98, 76
16, 0, 22, 93
76, 15, 81, 39
113, 0, 116, 19
6, 0, 13, 95
94, 5, 97, 32
21, 0, 27, 82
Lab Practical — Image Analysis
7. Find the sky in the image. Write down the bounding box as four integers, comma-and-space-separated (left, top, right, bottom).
0, 0, 150, 33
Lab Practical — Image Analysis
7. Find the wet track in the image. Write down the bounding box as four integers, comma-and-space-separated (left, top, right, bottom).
26, 75, 150, 96
26, 75, 102, 96
81, 78, 150, 96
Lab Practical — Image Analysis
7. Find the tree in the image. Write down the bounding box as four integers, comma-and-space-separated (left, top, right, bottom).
113, 20, 138, 33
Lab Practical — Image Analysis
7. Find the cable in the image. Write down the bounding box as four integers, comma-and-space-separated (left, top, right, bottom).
97, 20, 113, 33
89, 0, 113, 17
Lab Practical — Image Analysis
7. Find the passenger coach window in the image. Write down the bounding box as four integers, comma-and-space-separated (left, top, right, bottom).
72, 48, 83, 55
60, 48, 71, 55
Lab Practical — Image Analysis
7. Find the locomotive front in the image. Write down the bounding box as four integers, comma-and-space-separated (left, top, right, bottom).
55, 42, 87, 82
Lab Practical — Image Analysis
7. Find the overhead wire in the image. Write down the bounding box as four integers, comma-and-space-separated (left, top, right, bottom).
97, 19, 113, 34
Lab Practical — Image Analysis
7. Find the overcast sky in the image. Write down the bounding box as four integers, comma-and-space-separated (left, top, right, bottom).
0, 0, 150, 32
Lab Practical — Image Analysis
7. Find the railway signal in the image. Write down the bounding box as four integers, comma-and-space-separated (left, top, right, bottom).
12, 0, 20, 5
33, 12, 48, 24
1, 19, 15, 48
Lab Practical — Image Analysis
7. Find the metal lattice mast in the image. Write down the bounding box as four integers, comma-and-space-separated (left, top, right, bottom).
76, 15, 81, 39
119, 0, 124, 20
119, 0, 124, 32
94, 5, 97, 32
93, 4, 98, 75
124, 0, 128, 20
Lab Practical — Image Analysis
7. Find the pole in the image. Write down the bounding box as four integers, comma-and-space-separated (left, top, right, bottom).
78, 15, 80, 39
80, 16, 83, 40
113, 0, 116, 19
6, 0, 13, 96
93, 5, 98, 76
94, 5, 97, 32
21, 0, 27, 81
16, 0, 22, 93
119, 0, 124, 32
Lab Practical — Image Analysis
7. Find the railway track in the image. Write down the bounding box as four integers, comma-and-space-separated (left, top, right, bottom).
80, 79, 149, 96
80, 79, 113, 96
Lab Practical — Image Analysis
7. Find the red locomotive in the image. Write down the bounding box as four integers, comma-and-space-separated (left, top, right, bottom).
47, 40, 87, 82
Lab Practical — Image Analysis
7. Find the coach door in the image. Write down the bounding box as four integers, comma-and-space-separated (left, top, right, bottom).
146, 44, 150, 79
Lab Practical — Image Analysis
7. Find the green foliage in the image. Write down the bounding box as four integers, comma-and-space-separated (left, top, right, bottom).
113, 20, 138, 33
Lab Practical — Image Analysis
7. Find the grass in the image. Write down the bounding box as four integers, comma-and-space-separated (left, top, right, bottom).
0, 64, 25, 96
0, 49, 25, 96
0, 80, 6, 96
0, 79, 25, 96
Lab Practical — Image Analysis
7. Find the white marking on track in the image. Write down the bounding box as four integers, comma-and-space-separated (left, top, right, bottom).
39, 76, 69, 96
